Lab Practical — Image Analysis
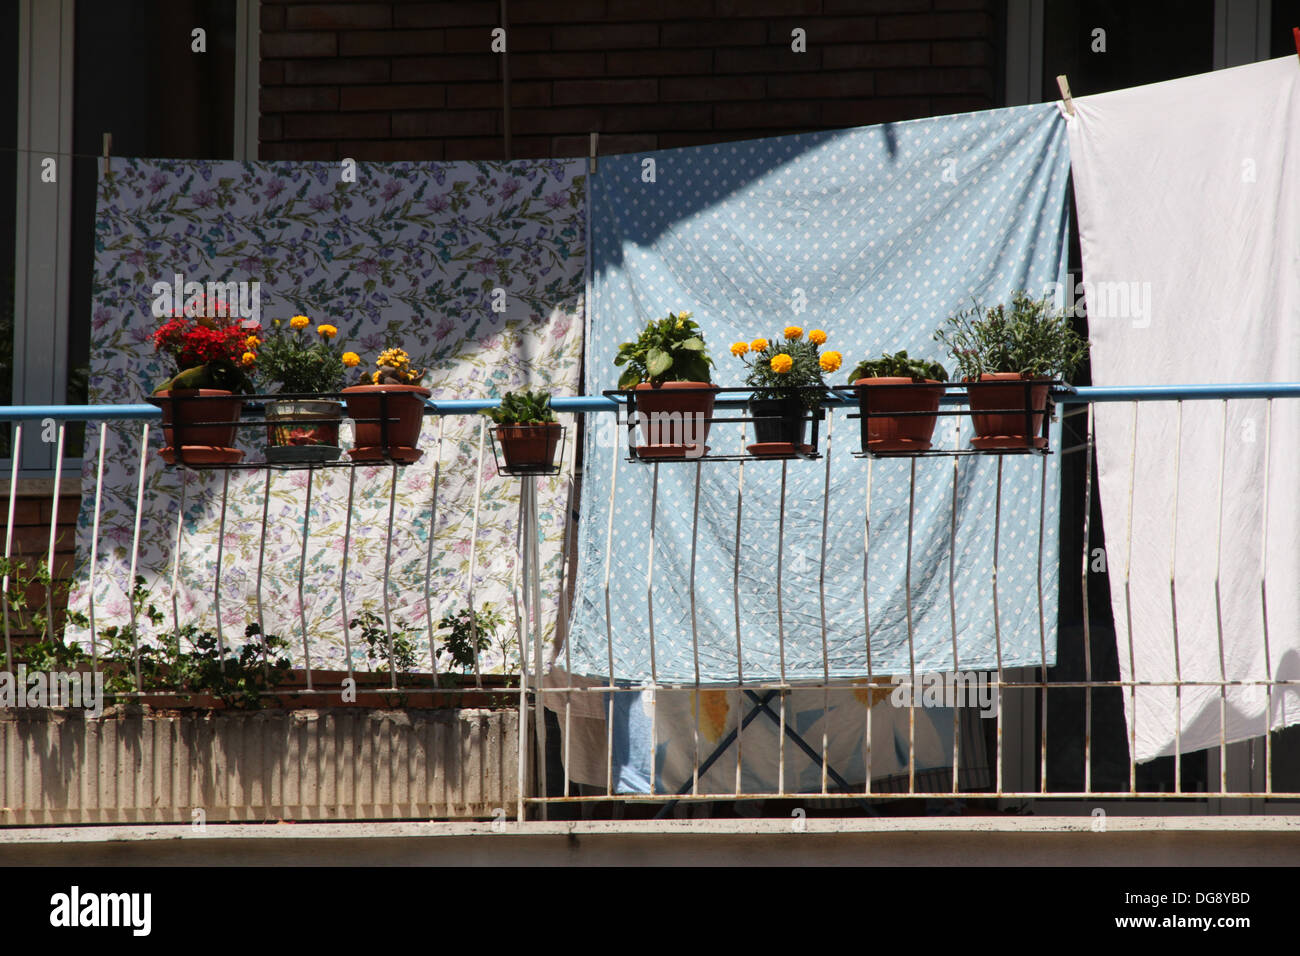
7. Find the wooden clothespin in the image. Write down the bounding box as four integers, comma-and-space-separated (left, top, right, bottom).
102, 132, 112, 176
1056, 75, 1075, 116
589, 132, 598, 174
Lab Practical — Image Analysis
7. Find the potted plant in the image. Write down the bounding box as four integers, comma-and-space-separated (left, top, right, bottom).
615, 311, 716, 458
150, 297, 257, 466
255, 315, 357, 464
731, 327, 841, 456
484, 389, 563, 474
343, 347, 431, 464
934, 291, 1088, 449
851, 350, 949, 453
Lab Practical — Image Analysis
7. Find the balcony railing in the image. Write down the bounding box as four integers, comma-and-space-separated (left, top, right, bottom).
0, 381, 1296, 823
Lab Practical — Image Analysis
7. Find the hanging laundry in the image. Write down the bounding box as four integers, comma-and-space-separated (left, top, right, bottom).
1068, 56, 1300, 760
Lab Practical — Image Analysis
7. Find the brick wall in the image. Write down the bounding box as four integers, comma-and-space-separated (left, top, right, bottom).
0, 482, 80, 643
258, 0, 1000, 161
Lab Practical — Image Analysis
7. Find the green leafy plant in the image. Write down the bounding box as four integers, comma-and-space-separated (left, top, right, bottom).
164, 622, 293, 709
349, 610, 420, 673
436, 604, 505, 673
933, 291, 1089, 382
12, 572, 292, 708
614, 311, 713, 388
484, 389, 557, 425
731, 327, 841, 411
255, 315, 353, 393
850, 350, 949, 383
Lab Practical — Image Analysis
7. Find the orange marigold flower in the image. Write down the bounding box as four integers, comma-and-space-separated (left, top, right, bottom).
245, 335, 261, 349
808, 329, 827, 346
750, 337, 768, 352
241, 351, 256, 367
342, 351, 360, 367
289, 315, 310, 330
730, 341, 749, 357
770, 353, 793, 374
819, 350, 842, 373
317, 324, 338, 339
783, 326, 803, 341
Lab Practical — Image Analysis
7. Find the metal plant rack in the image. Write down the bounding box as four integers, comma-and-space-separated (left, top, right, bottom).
149, 389, 426, 470
604, 385, 827, 463
846, 379, 1067, 459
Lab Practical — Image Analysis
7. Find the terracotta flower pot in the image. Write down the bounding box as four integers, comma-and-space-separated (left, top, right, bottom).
966, 372, 1050, 450
855, 377, 944, 453
496, 421, 562, 473
265, 399, 343, 463
632, 381, 717, 459
343, 384, 432, 464
153, 389, 245, 466
746, 396, 811, 457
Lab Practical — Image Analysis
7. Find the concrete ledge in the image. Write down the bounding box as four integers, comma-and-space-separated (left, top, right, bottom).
2, 817, 1299, 866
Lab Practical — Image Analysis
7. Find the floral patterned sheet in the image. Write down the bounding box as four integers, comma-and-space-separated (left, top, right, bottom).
67, 159, 586, 673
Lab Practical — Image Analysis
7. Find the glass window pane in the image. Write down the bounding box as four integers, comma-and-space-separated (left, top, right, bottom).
1042, 0, 1216, 99
69, 0, 238, 421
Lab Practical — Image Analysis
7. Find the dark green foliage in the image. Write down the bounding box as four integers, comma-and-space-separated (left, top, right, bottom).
933, 290, 1089, 382
436, 604, 505, 673
349, 610, 420, 673
850, 350, 949, 383
11, 570, 293, 708
484, 388, 556, 425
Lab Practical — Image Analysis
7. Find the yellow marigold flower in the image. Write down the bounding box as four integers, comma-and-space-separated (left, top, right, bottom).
341, 351, 360, 367
245, 335, 261, 348
317, 324, 338, 339
783, 325, 803, 341
808, 329, 827, 346
289, 315, 310, 330
240, 351, 256, 367
730, 341, 749, 357
770, 353, 793, 374
750, 337, 768, 352
819, 350, 842, 373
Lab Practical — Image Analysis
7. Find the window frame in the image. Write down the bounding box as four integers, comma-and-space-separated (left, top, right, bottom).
7, 0, 259, 477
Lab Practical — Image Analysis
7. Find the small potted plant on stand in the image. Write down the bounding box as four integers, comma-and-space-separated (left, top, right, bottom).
484, 389, 563, 474
343, 348, 431, 464
150, 298, 258, 466
255, 315, 357, 464
615, 311, 717, 459
731, 327, 841, 457
851, 350, 949, 453
934, 290, 1088, 449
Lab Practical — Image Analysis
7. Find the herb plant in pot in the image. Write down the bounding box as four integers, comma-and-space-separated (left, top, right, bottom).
485, 389, 562, 474
731, 327, 841, 457
150, 298, 258, 466
851, 351, 949, 453
615, 311, 716, 459
343, 348, 431, 464
934, 291, 1088, 450
255, 315, 355, 464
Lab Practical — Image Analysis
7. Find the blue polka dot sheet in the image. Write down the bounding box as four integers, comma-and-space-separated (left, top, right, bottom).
566, 103, 1072, 686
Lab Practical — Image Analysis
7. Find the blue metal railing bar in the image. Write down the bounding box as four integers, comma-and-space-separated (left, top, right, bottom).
1, 382, 1296, 422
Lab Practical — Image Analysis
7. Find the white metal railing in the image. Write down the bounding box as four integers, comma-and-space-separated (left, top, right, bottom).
0, 382, 1296, 821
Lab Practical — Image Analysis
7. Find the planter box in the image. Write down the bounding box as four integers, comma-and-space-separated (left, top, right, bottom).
0, 706, 520, 825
